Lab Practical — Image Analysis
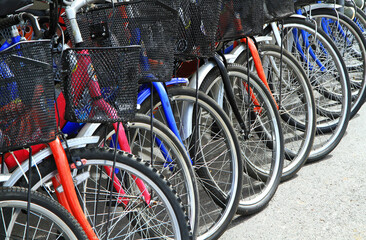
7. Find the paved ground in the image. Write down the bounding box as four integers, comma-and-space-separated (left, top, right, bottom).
220, 106, 366, 240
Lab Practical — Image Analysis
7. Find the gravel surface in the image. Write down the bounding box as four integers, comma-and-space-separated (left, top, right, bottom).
219, 106, 366, 240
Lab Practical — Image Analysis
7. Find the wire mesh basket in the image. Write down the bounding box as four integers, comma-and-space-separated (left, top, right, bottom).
160, 0, 222, 59
217, 0, 265, 41
63, 0, 178, 82
0, 40, 56, 152
263, 0, 295, 23
61, 46, 140, 123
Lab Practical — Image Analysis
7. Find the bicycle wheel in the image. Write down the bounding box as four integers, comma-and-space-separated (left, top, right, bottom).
275, 17, 352, 162
17, 148, 191, 239
140, 87, 242, 240
200, 63, 284, 214
235, 44, 316, 181
308, 8, 366, 118
0, 186, 87, 240
93, 114, 199, 236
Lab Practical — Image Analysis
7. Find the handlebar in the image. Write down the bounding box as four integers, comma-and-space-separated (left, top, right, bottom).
0, 13, 42, 39
63, 0, 103, 6
64, 0, 105, 45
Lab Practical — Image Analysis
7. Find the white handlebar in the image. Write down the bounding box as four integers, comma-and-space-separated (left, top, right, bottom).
64, 0, 104, 45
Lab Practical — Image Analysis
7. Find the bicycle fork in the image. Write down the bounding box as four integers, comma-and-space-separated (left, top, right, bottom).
211, 55, 250, 138
48, 137, 98, 240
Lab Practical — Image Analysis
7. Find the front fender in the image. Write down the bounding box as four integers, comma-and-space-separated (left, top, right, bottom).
188, 60, 217, 89
4, 136, 100, 187
137, 78, 189, 105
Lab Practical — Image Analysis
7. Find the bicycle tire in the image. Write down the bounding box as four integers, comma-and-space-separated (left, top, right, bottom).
140, 86, 242, 240
199, 63, 284, 214
16, 148, 192, 239
278, 17, 352, 162
93, 113, 199, 236
0, 186, 87, 240
308, 8, 366, 119
234, 44, 316, 181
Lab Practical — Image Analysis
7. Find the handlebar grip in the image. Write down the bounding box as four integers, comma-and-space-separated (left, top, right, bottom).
0, 15, 20, 30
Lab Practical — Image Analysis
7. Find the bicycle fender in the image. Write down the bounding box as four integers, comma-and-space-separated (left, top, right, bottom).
253, 36, 273, 43
136, 78, 188, 105
225, 44, 246, 63
188, 60, 216, 89
288, 14, 307, 19
76, 123, 101, 138
4, 136, 100, 187
303, 3, 342, 11
137, 87, 151, 105
184, 61, 218, 140
166, 77, 189, 86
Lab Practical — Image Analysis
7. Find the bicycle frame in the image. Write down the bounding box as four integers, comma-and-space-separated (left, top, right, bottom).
354, 16, 366, 32
2, 1, 200, 238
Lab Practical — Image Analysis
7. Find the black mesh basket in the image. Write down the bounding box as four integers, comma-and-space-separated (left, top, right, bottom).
63, 0, 178, 82
264, 0, 295, 23
217, 0, 265, 41
0, 40, 56, 152
294, 0, 319, 8
159, 0, 222, 59
61, 46, 140, 123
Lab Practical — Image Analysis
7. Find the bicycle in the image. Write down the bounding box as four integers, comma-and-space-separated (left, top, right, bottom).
300, 1, 366, 118
0, 36, 100, 239
222, 1, 315, 181
176, 0, 285, 214
1, 2, 203, 238
263, 11, 352, 162
61, 0, 201, 235
232, 41, 316, 181
133, 1, 245, 238
0, 1, 192, 239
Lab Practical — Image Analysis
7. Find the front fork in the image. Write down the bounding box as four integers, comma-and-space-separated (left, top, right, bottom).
48, 137, 98, 240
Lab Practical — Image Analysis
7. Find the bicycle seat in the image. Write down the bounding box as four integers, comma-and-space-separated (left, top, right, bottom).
0, 0, 33, 17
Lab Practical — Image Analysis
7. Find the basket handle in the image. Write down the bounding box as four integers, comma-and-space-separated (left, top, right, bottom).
10, 55, 52, 70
